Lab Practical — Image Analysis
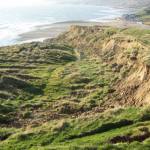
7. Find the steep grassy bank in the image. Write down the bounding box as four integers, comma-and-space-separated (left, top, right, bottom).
0, 25, 150, 149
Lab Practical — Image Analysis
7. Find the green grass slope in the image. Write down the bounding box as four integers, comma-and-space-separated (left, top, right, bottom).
0, 25, 150, 149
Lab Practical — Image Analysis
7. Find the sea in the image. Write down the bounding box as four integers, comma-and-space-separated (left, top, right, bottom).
0, 0, 128, 46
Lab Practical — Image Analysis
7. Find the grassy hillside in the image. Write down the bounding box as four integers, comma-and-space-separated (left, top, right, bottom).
0, 25, 150, 149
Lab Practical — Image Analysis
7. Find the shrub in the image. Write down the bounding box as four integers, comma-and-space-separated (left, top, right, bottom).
0, 114, 11, 124
140, 107, 150, 121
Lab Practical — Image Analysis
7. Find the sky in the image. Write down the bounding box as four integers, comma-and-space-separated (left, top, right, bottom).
0, 0, 82, 7
1, 0, 149, 8
0, 0, 51, 7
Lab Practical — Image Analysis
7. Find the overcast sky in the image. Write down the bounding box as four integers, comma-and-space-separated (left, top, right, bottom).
0, 0, 100, 7
0, 0, 50, 7
1, 0, 149, 8
0, 0, 85, 8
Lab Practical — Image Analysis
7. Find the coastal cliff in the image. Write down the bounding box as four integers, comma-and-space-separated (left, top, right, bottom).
0, 7, 150, 150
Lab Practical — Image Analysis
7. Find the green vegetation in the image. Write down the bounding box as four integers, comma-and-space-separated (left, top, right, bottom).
1, 107, 150, 150
136, 7, 150, 25
0, 25, 150, 149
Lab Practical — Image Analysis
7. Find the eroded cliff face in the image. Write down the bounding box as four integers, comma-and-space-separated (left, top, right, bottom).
51, 25, 150, 107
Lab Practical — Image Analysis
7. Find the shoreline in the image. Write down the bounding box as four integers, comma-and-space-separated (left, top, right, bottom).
18, 21, 109, 42
18, 19, 150, 43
